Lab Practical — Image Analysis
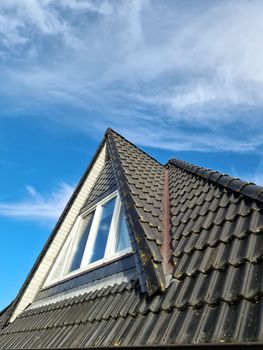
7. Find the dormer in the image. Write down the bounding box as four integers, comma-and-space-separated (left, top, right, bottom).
5, 129, 167, 323
2, 129, 263, 348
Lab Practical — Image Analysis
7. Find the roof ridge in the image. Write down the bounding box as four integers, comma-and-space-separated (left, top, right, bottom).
168, 158, 263, 204
105, 128, 164, 167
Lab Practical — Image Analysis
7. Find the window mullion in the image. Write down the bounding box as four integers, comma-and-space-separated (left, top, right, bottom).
47, 191, 131, 287
104, 194, 122, 258
80, 205, 103, 268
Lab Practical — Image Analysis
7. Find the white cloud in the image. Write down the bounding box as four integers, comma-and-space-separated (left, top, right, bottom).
0, 183, 74, 223
251, 174, 263, 186
234, 172, 263, 186
231, 155, 263, 185
118, 126, 263, 153
0, 0, 263, 152
25, 185, 38, 197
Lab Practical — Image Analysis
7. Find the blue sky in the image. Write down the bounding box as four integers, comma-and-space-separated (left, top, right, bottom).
1, 0, 263, 311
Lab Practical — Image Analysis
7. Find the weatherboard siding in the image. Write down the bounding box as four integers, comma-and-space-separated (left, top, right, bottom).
34, 153, 120, 301
10, 145, 106, 322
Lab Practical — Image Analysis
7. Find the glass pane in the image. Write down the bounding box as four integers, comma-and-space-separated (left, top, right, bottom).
51, 238, 72, 280
89, 197, 116, 263
65, 211, 94, 273
116, 206, 130, 252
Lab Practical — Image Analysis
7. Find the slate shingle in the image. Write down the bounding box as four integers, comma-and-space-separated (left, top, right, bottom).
84, 155, 116, 207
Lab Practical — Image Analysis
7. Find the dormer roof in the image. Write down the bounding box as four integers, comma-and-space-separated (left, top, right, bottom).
1, 129, 263, 348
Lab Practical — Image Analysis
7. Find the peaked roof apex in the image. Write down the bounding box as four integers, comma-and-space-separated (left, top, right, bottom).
105, 128, 167, 295
106, 128, 263, 204
105, 128, 164, 167
169, 158, 263, 203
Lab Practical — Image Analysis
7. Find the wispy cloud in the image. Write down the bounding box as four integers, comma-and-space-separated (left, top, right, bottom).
0, 182, 74, 223
0, 0, 263, 152
231, 155, 263, 186
250, 174, 263, 186
234, 172, 263, 186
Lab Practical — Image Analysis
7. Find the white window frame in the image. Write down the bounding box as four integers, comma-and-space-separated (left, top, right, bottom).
45, 191, 132, 287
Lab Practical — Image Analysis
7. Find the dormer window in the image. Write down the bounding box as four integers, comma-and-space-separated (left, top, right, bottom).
46, 191, 132, 285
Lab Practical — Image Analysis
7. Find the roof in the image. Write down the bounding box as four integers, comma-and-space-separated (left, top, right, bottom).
1, 278, 263, 349
107, 130, 166, 293
1, 128, 263, 348
0, 304, 13, 332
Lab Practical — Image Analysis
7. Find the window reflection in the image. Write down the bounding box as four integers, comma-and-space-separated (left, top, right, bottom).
65, 211, 94, 273
116, 206, 130, 252
89, 197, 116, 263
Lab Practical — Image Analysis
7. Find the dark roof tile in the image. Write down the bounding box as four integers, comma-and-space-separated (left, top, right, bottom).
1, 278, 263, 347
241, 183, 263, 200
170, 158, 263, 204
257, 190, 263, 202
0, 304, 13, 331
106, 130, 166, 294
2, 130, 263, 347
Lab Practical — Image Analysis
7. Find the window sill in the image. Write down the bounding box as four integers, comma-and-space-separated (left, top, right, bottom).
43, 248, 133, 290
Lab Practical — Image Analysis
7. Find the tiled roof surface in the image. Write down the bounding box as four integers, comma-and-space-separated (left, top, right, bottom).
1, 130, 263, 348
107, 130, 166, 294
170, 158, 263, 203
1, 278, 263, 348
0, 305, 12, 332
168, 163, 263, 281
84, 155, 116, 207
